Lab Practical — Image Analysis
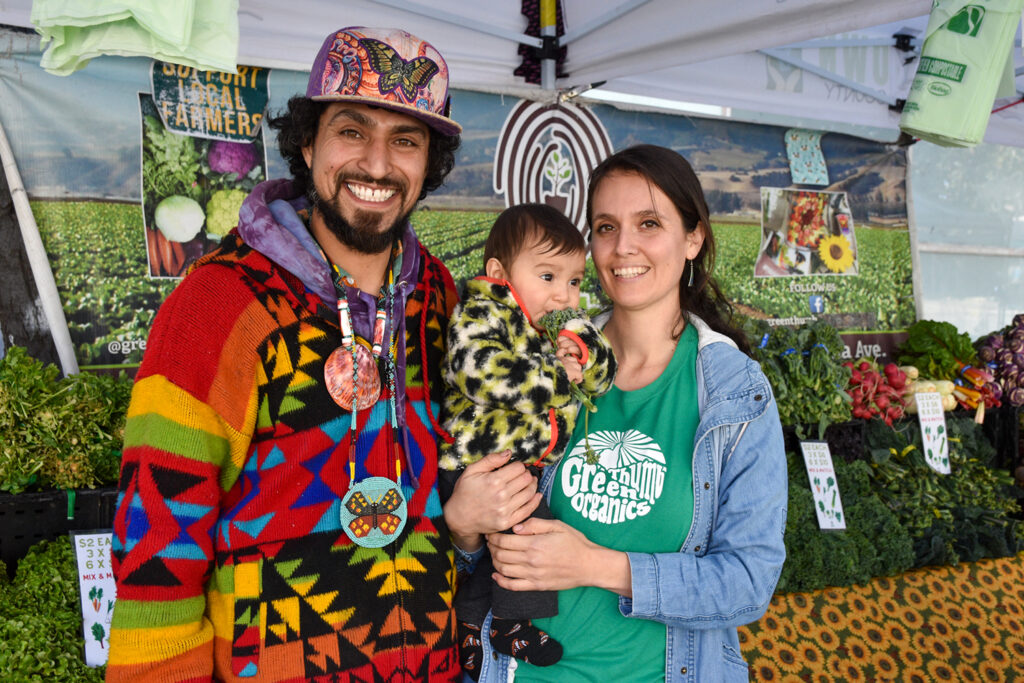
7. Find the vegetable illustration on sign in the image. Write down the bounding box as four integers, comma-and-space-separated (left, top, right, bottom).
915, 391, 951, 474
799, 441, 846, 530
89, 585, 103, 612
139, 93, 268, 278
91, 622, 106, 648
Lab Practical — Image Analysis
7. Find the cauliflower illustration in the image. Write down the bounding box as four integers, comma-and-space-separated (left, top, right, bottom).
208, 140, 260, 179
206, 189, 247, 237
154, 195, 205, 242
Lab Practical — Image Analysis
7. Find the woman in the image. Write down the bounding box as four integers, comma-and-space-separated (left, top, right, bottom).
473, 144, 787, 682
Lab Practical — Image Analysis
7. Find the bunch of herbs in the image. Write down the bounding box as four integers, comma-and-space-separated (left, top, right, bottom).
538, 308, 600, 463
744, 319, 852, 438
141, 114, 202, 202
0, 347, 132, 494
0, 538, 104, 681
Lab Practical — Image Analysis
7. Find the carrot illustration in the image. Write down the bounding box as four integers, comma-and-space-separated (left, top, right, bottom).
169, 240, 186, 276
145, 228, 160, 276
157, 232, 175, 276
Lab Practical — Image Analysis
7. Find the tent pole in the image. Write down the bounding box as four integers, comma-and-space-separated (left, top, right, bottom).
540, 0, 556, 90
0, 119, 79, 375
905, 144, 924, 323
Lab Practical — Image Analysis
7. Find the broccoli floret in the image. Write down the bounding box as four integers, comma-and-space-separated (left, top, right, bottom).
205, 189, 247, 237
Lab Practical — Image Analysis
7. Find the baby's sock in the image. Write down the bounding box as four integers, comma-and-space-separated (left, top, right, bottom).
489, 618, 563, 666
457, 620, 484, 681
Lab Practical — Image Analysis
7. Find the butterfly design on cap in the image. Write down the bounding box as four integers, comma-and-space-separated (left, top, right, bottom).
361, 38, 439, 101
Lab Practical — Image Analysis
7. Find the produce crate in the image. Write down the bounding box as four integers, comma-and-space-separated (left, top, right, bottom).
783, 420, 865, 463
983, 404, 1022, 470
0, 487, 118, 577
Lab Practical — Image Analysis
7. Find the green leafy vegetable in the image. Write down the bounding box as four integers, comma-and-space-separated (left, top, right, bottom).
865, 416, 1023, 567
0, 347, 132, 493
538, 308, 600, 463
154, 195, 205, 242
897, 320, 978, 381
142, 115, 202, 202
744, 318, 852, 438
777, 452, 914, 594
91, 622, 106, 648
0, 538, 105, 680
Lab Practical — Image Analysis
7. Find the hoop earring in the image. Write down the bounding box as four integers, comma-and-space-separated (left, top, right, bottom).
687, 260, 695, 287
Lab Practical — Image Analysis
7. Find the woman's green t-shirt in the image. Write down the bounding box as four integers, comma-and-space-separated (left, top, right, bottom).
514, 324, 700, 682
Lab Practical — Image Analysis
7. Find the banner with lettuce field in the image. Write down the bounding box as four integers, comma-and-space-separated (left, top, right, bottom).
7, 57, 911, 370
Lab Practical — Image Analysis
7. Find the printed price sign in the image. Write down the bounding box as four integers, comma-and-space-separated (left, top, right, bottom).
915, 392, 949, 474
799, 441, 846, 530
70, 531, 117, 667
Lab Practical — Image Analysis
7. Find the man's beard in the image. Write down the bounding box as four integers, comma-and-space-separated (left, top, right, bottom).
308, 182, 410, 255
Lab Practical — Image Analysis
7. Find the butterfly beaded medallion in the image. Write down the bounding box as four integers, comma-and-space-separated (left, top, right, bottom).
339, 477, 408, 548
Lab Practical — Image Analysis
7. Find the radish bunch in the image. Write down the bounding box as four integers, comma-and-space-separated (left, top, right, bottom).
844, 359, 908, 426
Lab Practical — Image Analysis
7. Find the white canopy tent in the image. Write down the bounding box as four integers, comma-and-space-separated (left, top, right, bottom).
2, 0, 1022, 145
0, 0, 1021, 346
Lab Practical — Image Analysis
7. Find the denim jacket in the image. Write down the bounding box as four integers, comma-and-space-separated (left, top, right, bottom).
474, 314, 788, 683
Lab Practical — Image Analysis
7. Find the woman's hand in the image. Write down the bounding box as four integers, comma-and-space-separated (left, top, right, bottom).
487, 518, 633, 597
443, 451, 542, 553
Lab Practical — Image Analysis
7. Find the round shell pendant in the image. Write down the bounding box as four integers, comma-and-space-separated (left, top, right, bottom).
325, 344, 381, 410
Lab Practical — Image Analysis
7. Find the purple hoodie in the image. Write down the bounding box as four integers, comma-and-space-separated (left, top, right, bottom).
235, 178, 425, 480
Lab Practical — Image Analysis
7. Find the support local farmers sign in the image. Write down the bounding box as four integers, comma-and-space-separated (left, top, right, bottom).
151, 61, 269, 141
140, 62, 270, 279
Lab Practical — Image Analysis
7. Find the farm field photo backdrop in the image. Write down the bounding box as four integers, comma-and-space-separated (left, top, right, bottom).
33, 202, 914, 369
414, 210, 914, 331
8, 57, 913, 370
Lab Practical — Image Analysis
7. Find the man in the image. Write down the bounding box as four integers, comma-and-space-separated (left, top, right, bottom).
106, 27, 527, 682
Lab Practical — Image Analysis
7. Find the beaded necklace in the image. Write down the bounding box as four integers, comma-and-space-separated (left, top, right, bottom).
320, 245, 408, 548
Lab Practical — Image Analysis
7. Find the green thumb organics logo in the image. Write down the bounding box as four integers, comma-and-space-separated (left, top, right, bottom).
928, 82, 952, 96
946, 5, 985, 36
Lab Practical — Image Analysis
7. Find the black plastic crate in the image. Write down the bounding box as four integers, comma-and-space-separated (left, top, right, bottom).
783, 420, 866, 463
0, 487, 119, 577
982, 404, 1022, 471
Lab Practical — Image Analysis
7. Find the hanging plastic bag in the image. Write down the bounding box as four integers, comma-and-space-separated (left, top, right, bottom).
31, 0, 239, 76
899, 0, 1024, 147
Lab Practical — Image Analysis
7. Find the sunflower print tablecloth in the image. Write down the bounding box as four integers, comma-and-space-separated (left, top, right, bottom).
739, 553, 1024, 682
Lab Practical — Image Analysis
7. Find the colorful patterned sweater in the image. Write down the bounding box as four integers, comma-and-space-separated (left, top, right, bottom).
107, 179, 460, 682
439, 277, 616, 470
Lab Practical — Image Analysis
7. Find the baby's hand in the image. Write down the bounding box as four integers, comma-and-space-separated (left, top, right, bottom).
556, 335, 582, 360
559, 355, 583, 384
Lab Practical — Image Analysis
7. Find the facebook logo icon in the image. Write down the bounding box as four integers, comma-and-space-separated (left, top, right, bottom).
809, 296, 824, 314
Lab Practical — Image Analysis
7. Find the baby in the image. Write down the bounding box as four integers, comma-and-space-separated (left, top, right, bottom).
440, 203, 617, 678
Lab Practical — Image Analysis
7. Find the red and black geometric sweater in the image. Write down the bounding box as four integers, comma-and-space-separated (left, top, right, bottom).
106, 229, 460, 682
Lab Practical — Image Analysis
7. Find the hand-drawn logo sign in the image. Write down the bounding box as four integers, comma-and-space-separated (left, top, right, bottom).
493, 100, 614, 240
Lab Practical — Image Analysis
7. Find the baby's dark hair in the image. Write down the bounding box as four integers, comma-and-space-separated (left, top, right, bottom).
484, 203, 585, 270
